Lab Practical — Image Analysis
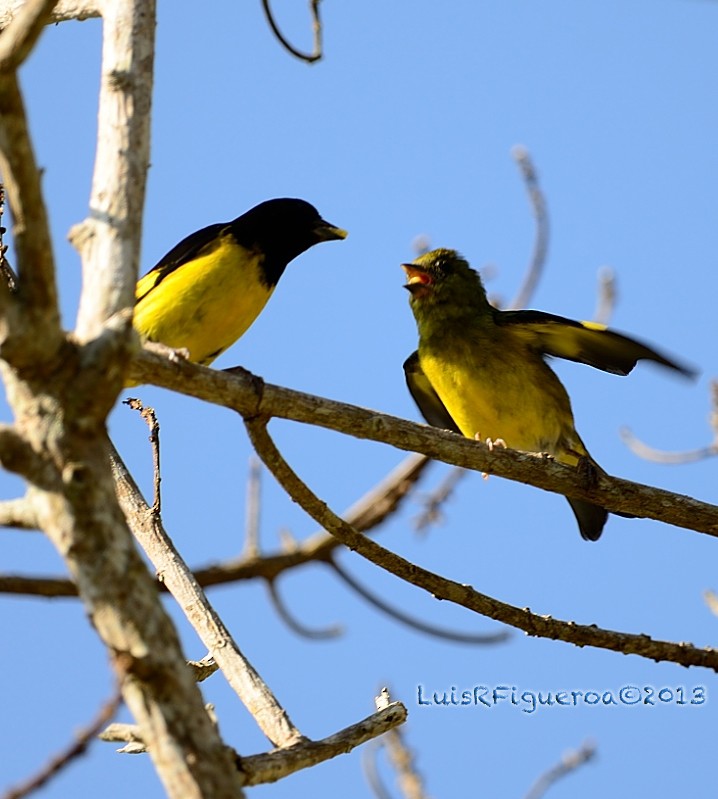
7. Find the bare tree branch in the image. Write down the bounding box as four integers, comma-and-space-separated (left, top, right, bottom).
593, 265, 617, 325
523, 740, 596, 799
0, 0, 61, 363
509, 146, 549, 310
621, 380, 718, 465
1, 688, 121, 799
0, 2, 247, 795
124, 398, 162, 511
102, 698, 408, 786
0, 453, 430, 598
110, 441, 305, 749
267, 578, 343, 639
0, 0, 99, 29
413, 467, 466, 532
330, 557, 509, 645
0, 496, 38, 529
260, 0, 322, 63
244, 416, 718, 671
129, 349, 718, 538
243, 457, 261, 558
0, 0, 59, 69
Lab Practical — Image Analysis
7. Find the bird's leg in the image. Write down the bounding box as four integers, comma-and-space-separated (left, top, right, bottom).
575, 454, 601, 489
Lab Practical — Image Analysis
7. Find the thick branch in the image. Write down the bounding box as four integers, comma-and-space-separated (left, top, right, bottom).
110, 442, 305, 749
0, 0, 59, 69
128, 349, 718, 537
0, 0, 99, 29
71, 0, 154, 342
0, 0, 61, 358
244, 417, 718, 672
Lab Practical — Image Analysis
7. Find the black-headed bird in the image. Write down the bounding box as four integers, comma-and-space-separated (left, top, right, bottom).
402, 248, 694, 541
133, 198, 346, 369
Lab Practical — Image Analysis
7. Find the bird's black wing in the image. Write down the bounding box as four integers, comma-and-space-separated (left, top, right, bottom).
136, 222, 229, 303
403, 351, 462, 433
496, 309, 696, 378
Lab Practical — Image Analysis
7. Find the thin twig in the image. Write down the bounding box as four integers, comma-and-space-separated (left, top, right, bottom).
363, 741, 395, 799
330, 556, 509, 645
124, 398, 162, 513
620, 380, 718, 465
383, 725, 429, 799
260, 0, 322, 63
523, 740, 596, 799
593, 265, 616, 325
1, 688, 121, 799
0, 454, 431, 599
509, 146, 549, 310
703, 589, 718, 618
244, 457, 261, 558
244, 417, 718, 671
267, 578, 342, 639
413, 467, 466, 533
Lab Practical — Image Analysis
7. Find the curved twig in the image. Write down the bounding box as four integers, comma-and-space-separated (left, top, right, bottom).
621, 380, 718, 465
267, 578, 342, 640
260, 0, 322, 63
593, 265, 616, 325
509, 146, 549, 310
523, 740, 596, 799
330, 556, 509, 645
244, 416, 718, 671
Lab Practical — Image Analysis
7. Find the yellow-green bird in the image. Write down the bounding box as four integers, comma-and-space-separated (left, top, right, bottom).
133, 198, 346, 368
402, 248, 694, 541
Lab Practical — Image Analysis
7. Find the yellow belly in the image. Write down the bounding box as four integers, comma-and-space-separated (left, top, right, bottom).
134, 238, 272, 366
419, 342, 585, 466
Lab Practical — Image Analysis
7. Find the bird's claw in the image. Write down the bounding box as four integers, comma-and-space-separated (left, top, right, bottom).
473, 433, 507, 479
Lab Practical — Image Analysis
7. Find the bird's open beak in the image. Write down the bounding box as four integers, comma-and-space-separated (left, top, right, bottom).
314, 220, 348, 242
402, 264, 433, 294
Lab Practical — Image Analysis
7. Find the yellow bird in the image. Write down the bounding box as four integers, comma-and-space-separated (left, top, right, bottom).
403, 248, 695, 541
133, 198, 346, 369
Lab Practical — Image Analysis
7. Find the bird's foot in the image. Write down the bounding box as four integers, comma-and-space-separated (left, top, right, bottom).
576, 454, 600, 488
473, 433, 507, 479
143, 340, 190, 363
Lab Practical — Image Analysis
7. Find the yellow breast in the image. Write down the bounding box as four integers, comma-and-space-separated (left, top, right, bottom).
419, 338, 584, 464
134, 236, 273, 366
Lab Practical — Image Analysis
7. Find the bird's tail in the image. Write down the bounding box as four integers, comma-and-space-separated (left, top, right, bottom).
566, 497, 608, 542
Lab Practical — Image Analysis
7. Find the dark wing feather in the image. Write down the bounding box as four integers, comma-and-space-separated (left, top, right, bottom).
496, 310, 696, 378
403, 351, 461, 433
136, 223, 229, 302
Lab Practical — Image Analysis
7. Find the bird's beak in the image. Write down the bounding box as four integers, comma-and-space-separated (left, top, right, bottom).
314, 220, 348, 242
402, 264, 433, 294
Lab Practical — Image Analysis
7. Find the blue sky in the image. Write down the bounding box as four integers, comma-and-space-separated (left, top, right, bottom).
2, 1, 717, 796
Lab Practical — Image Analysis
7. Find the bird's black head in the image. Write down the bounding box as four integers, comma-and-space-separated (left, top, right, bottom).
231, 198, 347, 286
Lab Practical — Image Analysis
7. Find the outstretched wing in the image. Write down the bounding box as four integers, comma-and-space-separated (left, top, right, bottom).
496, 310, 696, 378
403, 351, 461, 433
136, 223, 229, 303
